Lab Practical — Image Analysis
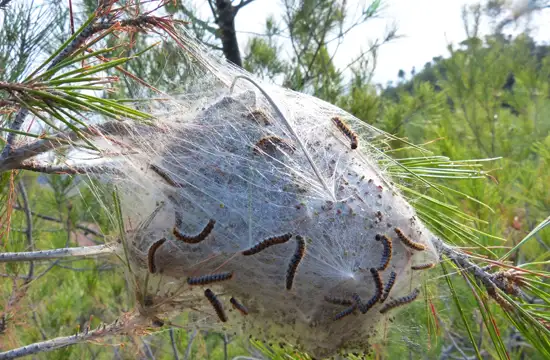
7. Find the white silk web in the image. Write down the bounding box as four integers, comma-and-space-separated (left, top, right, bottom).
64, 31, 441, 358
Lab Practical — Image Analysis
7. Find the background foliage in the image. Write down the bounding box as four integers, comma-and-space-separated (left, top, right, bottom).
1, 0, 549, 359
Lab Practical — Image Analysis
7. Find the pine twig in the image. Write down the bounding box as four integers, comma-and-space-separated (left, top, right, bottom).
0, 314, 137, 359
16, 181, 34, 282
11, 205, 104, 238
0, 14, 174, 158
0, 243, 119, 263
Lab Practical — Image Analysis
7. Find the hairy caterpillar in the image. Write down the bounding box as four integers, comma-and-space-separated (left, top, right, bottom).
411, 263, 436, 271
286, 235, 306, 290
353, 269, 384, 314
149, 164, 183, 188
204, 289, 227, 322
173, 219, 216, 244
246, 109, 271, 125
324, 297, 353, 306
253, 135, 295, 155
187, 272, 234, 286
333, 304, 357, 321
370, 268, 383, 299
332, 116, 358, 150
380, 271, 397, 303
375, 234, 392, 271
242, 233, 293, 256
230, 297, 249, 316
394, 227, 426, 251
379, 288, 420, 314
147, 238, 166, 274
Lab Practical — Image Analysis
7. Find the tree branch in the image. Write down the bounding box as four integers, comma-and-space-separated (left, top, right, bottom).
235, 0, 256, 11
11, 205, 104, 238
0, 243, 119, 263
0, 315, 135, 359
16, 180, 34, 282
0, 121, 154, 173
169, 328, 181, 360
0, 15, 171, 158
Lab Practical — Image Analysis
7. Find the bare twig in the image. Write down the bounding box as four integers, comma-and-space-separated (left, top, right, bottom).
0, 0, 14, 9
234, 0, 256, 11
183, 329, 198, 360
16, 180, 34, 282
0, 314, 138, 359
169, 329, 181, 360
12, 205, 105, 238
0, 243, 119, 263
0, 120, 155, 173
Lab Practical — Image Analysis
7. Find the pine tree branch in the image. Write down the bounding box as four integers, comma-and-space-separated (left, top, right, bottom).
0, 315, 132, 359
0, 121, 155, 173
234, 0, 256, 11
0, 15, 171, 158
16, 180, 34, 282
0, 0, 13, 9
0, 243, 118, 263
11, 205, 104, 237
169, 329, 180, 360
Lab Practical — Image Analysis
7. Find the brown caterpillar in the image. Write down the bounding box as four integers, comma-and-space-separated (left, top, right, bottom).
147, 238, 166, 274
286, 235, 306, 290
230, 297, 249, 316
253, 135, 295, 155
375, 234, 393, 271
379, 288, 420, 314
187, 272, 233, 286
150, 164, 183, 188
371, 268, 384, 299
246, 109, 271, 125
394, 227, 426, 251
411, 263, 436, 271
380, 271, 397, 303
332, 116, 358, 150
242, 233, 293, 256
204, 289, 227, 322
324, 296, 353, 306
173, 219, 216, 244
333, 304, 357, 321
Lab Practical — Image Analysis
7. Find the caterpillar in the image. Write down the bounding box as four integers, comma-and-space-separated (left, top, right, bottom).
375, 234, 393, 271
380, 271, 397, 303
150, 164, 183, 188
242, 233, 293, 256
379, 288, 420, 314
394, 227, 426, 251
246, 109, 271, 125
353, 268, 384, 314
253, 135, 295, 155
324, 296, 353, 306
147, 238, 166, 274
332, 116, 358, 150
230, 297, 249, 316
173, 219, 216, 244
333, 304, 357, 321
286, 235, 306, 290
370, 268, 383, 299
411, 263, 436, 271
187, 272, 233, 286
204, 289, 227, 322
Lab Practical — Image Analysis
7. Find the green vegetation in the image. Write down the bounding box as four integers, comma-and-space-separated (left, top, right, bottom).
1, 0, 549, 359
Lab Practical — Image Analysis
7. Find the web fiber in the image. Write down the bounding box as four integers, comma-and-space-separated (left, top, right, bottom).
79, 32, 440, 358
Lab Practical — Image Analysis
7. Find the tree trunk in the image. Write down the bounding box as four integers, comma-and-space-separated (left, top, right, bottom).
215, 0, 242, 67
